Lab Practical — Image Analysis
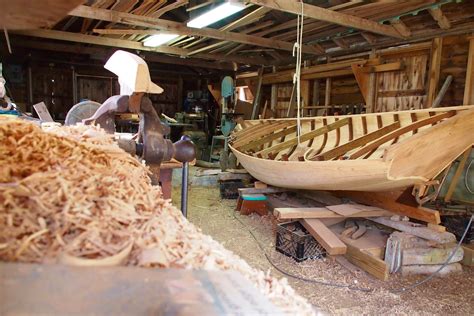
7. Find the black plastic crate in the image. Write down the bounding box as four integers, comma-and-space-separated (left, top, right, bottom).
275, 221, 325, 262
219, 180, 245, 199
442, 215, 474, 243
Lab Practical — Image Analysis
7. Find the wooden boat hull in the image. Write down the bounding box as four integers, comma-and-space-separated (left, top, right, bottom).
230, 106, 474, 192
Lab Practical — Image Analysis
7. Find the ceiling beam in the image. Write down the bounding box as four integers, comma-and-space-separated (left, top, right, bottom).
10, 37, 235, 71
332, 38, 349, 50
12, 29, 269, 66
248, 0, 404, 39
69, 5, 322, 55
391, 19, 412, 38
428, 7, 451, 30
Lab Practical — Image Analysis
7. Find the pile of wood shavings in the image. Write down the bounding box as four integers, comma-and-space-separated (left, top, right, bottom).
0, 120, 315, 315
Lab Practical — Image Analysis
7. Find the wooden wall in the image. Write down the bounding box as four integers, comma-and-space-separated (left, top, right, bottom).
2, 59, 204, 120
241, 34, 473, 118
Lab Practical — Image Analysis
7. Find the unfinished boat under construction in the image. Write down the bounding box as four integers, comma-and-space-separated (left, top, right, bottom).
229, 106, 474, 192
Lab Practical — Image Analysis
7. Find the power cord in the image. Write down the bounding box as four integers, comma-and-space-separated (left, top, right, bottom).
228, 203, 473, 294
228, 206, 373, 293
391, 214, 473, 294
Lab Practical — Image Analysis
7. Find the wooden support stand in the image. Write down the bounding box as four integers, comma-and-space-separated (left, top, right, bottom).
236, 194, 268, 216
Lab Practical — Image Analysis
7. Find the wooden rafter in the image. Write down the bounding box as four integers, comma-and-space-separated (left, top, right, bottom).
12, 29, 268, 65
183, 6, 272, 49
248, 0, 404, 39
390, 19, 411, 38
332, 37, 349, 49
69, 5, 323, 55
428, 7, 451, 30
151, 0, 188, 18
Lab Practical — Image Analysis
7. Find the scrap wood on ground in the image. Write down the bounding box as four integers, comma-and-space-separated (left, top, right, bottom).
0, 120, 315, 315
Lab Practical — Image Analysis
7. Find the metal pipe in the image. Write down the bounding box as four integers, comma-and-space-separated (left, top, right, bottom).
181, 161, 189, 217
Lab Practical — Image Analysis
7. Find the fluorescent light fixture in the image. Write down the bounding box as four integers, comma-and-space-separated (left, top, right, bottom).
187, 1, 246, 29
143, 34, 179, 47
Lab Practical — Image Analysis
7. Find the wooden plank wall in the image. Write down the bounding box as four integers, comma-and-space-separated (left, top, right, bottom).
440, 35, 470, 107
262, 34, 472, 118
376, 54, 428, 112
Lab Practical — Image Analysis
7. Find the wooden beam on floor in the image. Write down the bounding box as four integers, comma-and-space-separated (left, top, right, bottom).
274, 207, 393, 220
344, 243, 389, 280
301, 219, 347, 255
248, 0, 403, 39
70, 5, 322, 55
369, 217, 456, 244
428, 7, 451, 30
336, 190, 441, 224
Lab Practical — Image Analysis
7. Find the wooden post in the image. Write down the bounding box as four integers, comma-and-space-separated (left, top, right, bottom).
325, 77, 332, 112
271, 85, 278, 114
312, 80, 320, 116
426, 37, 443, 107
177, 76, 183, 112
300, 79, 310, 117
463, 36, 474, 105
251, 67, 264, 119
367, 50, 377, 113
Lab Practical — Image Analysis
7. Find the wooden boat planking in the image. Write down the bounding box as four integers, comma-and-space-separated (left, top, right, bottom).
229, 106, 474, 192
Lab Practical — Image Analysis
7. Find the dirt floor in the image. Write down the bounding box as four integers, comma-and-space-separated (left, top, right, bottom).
171, 178, 474, 315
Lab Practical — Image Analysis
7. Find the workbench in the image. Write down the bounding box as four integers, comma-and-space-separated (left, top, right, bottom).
0, 263, 280, 315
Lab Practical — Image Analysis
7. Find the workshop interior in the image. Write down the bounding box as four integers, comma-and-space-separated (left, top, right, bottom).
0, 1, 473, 315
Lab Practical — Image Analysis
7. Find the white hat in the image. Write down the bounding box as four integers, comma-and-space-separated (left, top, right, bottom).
104, 50, 163, 95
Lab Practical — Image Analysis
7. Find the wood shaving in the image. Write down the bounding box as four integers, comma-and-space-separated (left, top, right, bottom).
0, 120, 315, 315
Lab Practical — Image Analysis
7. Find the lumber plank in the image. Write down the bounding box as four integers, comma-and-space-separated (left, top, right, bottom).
369, 217, 456, 244
350, 110, 455, 159
301, 219, 347, 255
248, 0, 403, 39
337, 190, 441, 224
344, 244, 389, 281
360, 61, 404, 73
70, 5, 321, 55
402, 247, 463, 265
256, 118, 349, 157
274, 206, 393, 220
312, 121, 400, 161
461, 244, 474, 266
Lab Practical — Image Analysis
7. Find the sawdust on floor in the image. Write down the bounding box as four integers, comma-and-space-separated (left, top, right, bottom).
171, 185, 474, 315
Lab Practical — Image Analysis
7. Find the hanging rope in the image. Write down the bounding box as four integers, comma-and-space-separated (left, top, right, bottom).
293, 0, 304, 144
